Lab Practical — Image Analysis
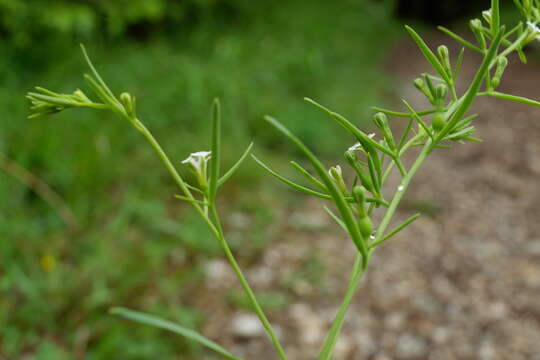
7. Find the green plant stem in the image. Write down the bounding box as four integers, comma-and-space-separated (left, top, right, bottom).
132, 120, 203, 212
318, 252, 367, 360
132, 118, 287, 359
318, 142, 432, 360
210, 206, 287, 360
498, 30, 528, 59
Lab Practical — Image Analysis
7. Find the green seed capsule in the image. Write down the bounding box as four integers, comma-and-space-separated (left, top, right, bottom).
358, 170, 374, 194
432, 113, 446, 132
358, 216, 373, 239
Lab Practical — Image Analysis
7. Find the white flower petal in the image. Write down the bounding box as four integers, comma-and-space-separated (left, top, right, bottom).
527, 21, 540, 39
182, 151, 212, 172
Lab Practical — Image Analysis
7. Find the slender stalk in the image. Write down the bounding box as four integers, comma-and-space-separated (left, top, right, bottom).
134, 119, 287, 359
318, 142, 432, 360
210, 206, 287, 360
318, 252, 366, 360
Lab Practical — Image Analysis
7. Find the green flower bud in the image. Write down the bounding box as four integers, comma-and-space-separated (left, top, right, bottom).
329, 165, 348, 194
120, 92, 136, 117
352, 185, 366, 205
372, 112, 395, 150
72, 89, 92, 103
492, 56, 508, 89
435, 84, 448, 101
414, 78, 431, 100
469, 18, 486, 47
414, 78, 425, 91
470, 18, 483, 31
482, 9, 492, 25
26, 87, 95, 118
372, 112, 388, 129
437, 45, 451, 73
345, 150, 357, 165
432, 113, 446, 132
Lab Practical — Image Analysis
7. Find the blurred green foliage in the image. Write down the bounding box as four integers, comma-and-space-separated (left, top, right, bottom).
0, 0, 253, 48
0, 0, 399, 358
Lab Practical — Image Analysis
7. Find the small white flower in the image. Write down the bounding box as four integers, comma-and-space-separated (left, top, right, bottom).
328, 165, 342, 178
182, 151, 212, 173
398, 185, 405, 191
368, 133, 376, 139
527, 21, 540, 40
482, 9, 492, 22
348, 143, 361, 151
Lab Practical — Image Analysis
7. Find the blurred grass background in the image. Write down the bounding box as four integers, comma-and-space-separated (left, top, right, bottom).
0, 0, 492, 358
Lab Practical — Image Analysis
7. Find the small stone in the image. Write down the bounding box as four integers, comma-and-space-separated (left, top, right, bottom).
205, 259, 233, 283
433, 327, 451, 344
230, 313, 265, 338
396, 334, 428, 359
384, 312, 405, 330
229, 212, 251, 228
478, 340, 496, 360
485, 302, 508, 320
248, 266, 274, 287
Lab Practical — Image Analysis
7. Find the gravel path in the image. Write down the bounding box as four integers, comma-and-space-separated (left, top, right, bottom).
201, 31, 540, 360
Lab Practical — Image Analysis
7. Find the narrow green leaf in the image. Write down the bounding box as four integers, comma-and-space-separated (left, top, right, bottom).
83, 75, 117, 111
80, 44, 116, 101
323, 206, 347, 231
174, 194, 208, 206
372, 106, 437, 118
454, 114, 478, 129
438, 26, 483, 53
463, 136, 483, 143
481, 91, 540, 107
110, 307, 241, 360
209, 98, 221, 201
290, 161, 327, 191
397, 118, 414, 151
401, 100, 433, 140
252, 155, 332, 199
218, 142, 253, 187
445, 126, 476, 140
405, 25, 451, 83
453, 47, 465, 80
263, 115, 368, 263
34, 87, 62, 97
305, 98, 394, 157
186, 183, 204, 194
26, 93, 78, 107
367, 155, 380, 195
370, 213, 421, 248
